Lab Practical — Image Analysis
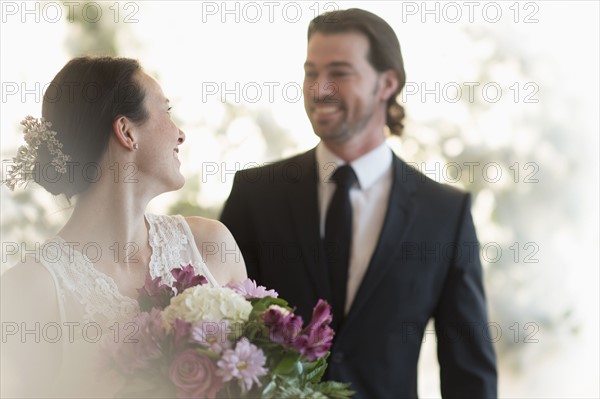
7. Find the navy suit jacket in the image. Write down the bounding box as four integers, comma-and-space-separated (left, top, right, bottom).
220, 148, 497, 398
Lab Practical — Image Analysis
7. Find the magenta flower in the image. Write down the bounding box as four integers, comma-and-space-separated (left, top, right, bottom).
190, 321, 232, 353
305, 299, 333, 332
169, 349, 224, 399
137, 274, 173, 312
136, 266, 207, 311
171, 265, 208, 294
216, 338, 267, 391
293, 299, 334, 361
226, 279, 278, 299
262, 305, 304, 346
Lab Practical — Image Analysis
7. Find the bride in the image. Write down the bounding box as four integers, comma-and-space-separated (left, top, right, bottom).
1, 56, 247, 397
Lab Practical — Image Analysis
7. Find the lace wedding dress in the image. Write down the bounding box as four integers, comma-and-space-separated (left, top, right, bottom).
37, 214, 218, 398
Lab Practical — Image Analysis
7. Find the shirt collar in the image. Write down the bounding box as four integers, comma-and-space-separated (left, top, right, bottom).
316, 141, 393, 190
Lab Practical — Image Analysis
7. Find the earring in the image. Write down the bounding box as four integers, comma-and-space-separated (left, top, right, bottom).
133, 143, 139, 150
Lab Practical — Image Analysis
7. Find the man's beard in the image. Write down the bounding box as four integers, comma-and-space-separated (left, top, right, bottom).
312, 80, 381, 144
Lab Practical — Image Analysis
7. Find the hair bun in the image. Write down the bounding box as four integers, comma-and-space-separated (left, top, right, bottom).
25, 56, 149, 200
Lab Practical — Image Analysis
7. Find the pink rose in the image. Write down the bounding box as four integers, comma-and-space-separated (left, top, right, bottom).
168, 349, 224, 399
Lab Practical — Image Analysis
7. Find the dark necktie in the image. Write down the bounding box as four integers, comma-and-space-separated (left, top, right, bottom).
324, 164, 357, 330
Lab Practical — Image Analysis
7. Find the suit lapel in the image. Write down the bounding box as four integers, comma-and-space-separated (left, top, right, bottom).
344, 156, 419, 327
285, 149, 333, 302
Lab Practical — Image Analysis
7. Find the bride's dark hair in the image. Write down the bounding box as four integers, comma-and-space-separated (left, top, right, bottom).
36, 56, 149, 199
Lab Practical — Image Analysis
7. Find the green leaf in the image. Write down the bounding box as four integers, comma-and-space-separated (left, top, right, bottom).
261, 379, 278, 398
243, 320, 269, 341
296, 360, 304, 375
193, 347, 221, 360
273, 352, 301, 375
309, 381, 355, 399
251, 297, 289, 313
302, 356, 328, 383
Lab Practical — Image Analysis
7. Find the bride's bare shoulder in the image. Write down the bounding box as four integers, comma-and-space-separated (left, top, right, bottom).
1, 259, 62, 396
1, 259, 59, 321
184, 216, 247, 283
184, 216, 231, 242
2, 258, 56, 290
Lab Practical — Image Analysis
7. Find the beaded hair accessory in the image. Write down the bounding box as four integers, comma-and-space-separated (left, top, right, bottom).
2, 116, 71, 191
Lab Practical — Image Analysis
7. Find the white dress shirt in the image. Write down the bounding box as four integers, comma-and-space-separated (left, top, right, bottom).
316, 141, 393, 314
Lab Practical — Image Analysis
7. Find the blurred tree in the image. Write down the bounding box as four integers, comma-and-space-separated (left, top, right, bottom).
398, 24, 581, 372
1, 1, 131, 269
64, 1, 120, 56
168, 102, 297, 218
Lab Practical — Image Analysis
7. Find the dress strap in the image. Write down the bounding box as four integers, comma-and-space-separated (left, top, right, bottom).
145, 214, 219, 287
37, 242, 67, 324
175, 215, 220, 287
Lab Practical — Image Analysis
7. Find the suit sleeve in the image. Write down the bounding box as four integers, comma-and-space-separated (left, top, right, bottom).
434, 193, 498, 398
219, 171, 261, 281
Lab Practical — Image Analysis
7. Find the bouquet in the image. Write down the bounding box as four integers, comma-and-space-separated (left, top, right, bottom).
103, 265, 353, 398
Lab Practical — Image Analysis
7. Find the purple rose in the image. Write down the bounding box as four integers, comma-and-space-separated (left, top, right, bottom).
169, 349, 224, 399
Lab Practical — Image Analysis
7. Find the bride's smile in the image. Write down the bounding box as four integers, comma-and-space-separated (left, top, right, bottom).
128, 71, 186, 193
1, 57, 248, 398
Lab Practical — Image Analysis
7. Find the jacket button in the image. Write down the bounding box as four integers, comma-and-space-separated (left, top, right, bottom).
332, 352, 344, 363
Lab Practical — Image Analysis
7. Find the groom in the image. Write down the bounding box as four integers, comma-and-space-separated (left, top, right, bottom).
221, 8, 497, 398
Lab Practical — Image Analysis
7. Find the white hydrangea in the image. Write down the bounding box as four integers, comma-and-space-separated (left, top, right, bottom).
162, 285, 252, 326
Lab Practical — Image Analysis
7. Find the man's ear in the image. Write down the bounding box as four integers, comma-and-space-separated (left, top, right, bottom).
378, 70, 400, 102
112, 115, 137, 151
